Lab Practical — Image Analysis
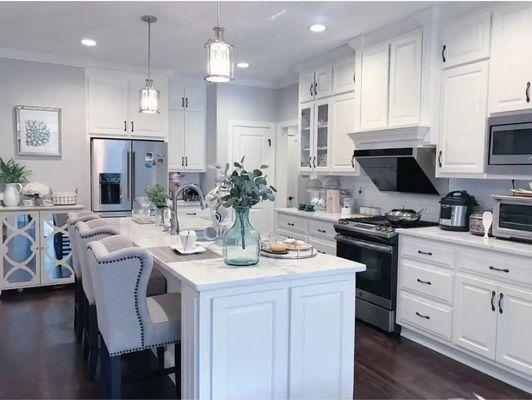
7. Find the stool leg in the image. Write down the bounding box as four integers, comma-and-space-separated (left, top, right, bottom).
109, 355, 122, 399
100, 337, 110, 396
75, 280, 84, 343
174, 343, 181, 399
82, 299, 90, 363
157, 346, 165, 371
88, 305, 99, 381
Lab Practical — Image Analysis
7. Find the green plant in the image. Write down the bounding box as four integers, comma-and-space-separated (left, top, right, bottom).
0, 158, 29, 184
145, 184, 168, 208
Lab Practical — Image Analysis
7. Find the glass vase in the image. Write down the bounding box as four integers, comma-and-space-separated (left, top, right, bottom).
223, 206, 260, 266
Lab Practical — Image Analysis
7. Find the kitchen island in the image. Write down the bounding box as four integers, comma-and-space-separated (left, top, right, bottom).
110, 217, 366, 399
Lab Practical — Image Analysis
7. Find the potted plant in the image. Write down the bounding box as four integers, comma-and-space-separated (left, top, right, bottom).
145, 184, 169, 228
214, 157, 276, 266
21, 182, 51, 206
0, 158, 29, 207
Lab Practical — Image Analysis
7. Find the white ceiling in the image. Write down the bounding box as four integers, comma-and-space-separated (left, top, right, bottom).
0, 1, 437, 87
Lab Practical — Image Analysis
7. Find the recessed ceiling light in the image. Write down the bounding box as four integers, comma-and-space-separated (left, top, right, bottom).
81, 38, 97, 47
309, 24, 326, 33
236, 62, 249, 69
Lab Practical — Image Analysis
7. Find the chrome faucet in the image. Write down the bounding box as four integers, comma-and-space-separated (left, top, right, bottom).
169, 184, 206, 235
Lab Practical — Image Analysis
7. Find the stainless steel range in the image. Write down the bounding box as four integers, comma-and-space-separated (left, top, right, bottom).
335, 216, 438, 333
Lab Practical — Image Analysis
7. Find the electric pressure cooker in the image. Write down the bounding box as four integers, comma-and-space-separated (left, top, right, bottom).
439, 191, 478, 231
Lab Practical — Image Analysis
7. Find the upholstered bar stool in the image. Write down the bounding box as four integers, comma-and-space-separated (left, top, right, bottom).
67, 210, 100, 343
87, 235, 181, 399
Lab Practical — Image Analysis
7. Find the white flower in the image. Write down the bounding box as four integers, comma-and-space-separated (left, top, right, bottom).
22, 182, 51, 198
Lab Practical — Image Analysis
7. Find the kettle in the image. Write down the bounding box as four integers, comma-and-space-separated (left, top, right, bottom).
439, 190, 478, 232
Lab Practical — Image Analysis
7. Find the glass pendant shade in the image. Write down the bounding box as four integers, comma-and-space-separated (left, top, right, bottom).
205, 27, 234, 83
139, 79, 160, 113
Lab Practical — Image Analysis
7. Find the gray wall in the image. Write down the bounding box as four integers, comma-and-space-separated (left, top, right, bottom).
0, 58, 89, 206
276, 84, 298, 123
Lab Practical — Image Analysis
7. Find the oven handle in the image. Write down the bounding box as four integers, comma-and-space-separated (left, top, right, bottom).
336, 235, 393, 254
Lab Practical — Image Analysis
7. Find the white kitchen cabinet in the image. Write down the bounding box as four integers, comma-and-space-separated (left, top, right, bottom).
437, 60, 489, 175
299, 70, 316, 103
388, 31, 422, 127
332, 56, 356, 95
298, 100, 332, 171
489, 3, 532, 114
330, 93, 358, 173
441, 10, 491, 68
359, 42, 390, 130
169, 81, 205, 112
298, 65, 333, 103
298, 104, 314, 171
168, 109, 205, 172
453, 273, 498, 359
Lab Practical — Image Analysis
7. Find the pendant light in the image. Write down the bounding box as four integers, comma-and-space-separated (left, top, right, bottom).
205, 1, 234, 83
139, 15, 160, 113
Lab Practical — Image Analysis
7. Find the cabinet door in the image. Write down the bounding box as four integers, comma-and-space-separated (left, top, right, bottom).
453, 274, 497, 360
359, 43, 390, 130
87, 75, 129, 135
169, 81, 185, 110
168, 109, 185, 171
388, 31, 422, 127
0, 212, 40, 290
184, 84, 205, 112
183, 110, 205, 171
40, 212, 74, 285
290, 280, 355, 399
298, 105, 314, 171
441, 10, 491, 68
314, 100, 331, 170
330, 93, 358, 172
211, 289, 289, 399
314, 64, 333, 99
299, 71, 315, 103
496, 284, 532, 376
489, 4, 532, 114
129, 74, 167, 138
332, 56, 356, 95
438, 61, 488, 174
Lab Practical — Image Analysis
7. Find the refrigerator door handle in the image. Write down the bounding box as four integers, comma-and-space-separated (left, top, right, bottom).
131, 151, 136, 203
126, 151, 132, 201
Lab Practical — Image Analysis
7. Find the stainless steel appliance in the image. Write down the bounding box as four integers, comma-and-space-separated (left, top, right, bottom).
469, 212, 491, 236
493, 195, 532, 243
486, 112, 532, 174
91, 138, 167, 215
335, 216, 438, 333
439, 191, 477, 231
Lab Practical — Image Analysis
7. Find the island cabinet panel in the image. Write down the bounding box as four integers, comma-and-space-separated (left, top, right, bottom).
211, 289, 289, 400
289, 279, 355, 400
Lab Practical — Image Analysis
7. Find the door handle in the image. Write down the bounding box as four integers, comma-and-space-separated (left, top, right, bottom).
353, 73, 356, 84
416, 278, 432, 285
181, 97, 185, 108
416, 311, 430, 320
317, 229, 327, 233
181, 156, 184, 167
287, 222, 295, 227
418, 250, 433, 256
442, 44, 447, 63
491, 291, 496, 312
313, 156, 316, 168
126, 152, 131, 200
185, 156, 188, 167
309, 84, 313, 96
314, 82, 318, 96
489, 266, 509, 273
186, 97, 189, 108
526, 82, 530, 103
438, 150, 442, 168
131, 151, 136, 201
308, 156, 312, 168
498, 292, 504, 314
131, 121, 134, 133
124, 120, 127, 132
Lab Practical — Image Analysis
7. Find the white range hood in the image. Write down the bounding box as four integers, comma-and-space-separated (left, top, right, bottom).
348, 125, 431, 150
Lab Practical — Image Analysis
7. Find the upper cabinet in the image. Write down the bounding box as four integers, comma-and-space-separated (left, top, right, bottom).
332, 57, 356, 95
441, 10, 491, 68
86, 68, 169, 139
298, 65, 333, 103
330, 93, 359, 173
488, 3, 532, 114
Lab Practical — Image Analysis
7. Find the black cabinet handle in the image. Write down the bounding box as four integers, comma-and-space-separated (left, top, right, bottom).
131, 121, 134, 133
416, 311, 430, 320
314, 82, 318, 96
186, 97, 189, 108
438, 150, 442, 168
351, 151, 356, 167
317, 250, 326, 254
308, 156, 312, 168
313, 156, 317, 168
416, 278, 432, 285
491, 291, 496, 312
287, 222, 295, 227
185, 156, 188, 167
309, 85, 313, 96
418, 250, 433, 256
353, 73, 356, 84
442, 44, 447, 63
489, 266, 509, 273
181, 97, 185, 108
317, 229, 327, 233
186, 212, 197, 216
124, 120, 127, 132
498, 293, 504, 314
526, 82, 530, 103
181, 156, 184, 167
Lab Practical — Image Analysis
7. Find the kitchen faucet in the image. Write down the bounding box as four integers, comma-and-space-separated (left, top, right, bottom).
170, 184, 206, 235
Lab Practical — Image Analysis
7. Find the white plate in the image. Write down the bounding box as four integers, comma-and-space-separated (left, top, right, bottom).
170, 244, 207, 255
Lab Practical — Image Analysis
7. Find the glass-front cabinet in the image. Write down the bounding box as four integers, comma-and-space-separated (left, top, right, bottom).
298, 101, 331, 172
314, 101, 330, 170
299, 106, 314, 170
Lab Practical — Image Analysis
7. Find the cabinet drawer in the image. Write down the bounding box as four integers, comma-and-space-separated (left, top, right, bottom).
277, 213, 307, 234
457, 248, 532, 288
401, 259, 454, 304
308, 235, 337, 255
308, 219, 336, 240
277, 229, 307, 242
399, 291, 453, 340
400, 237, 454, 268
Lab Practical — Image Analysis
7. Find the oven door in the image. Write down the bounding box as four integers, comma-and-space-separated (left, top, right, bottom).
336, 234, 397, 310
489, 122, 532, 166
493, 199, 532, 241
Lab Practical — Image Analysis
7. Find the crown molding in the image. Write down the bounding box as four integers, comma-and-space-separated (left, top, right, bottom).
294, 45, 354, 73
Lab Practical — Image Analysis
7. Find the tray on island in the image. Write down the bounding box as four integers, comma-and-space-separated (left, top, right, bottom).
260, 247, 317, 260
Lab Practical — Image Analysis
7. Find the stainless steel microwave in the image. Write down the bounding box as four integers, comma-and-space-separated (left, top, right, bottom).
493, 195, 532, 243
486, 113, 532, 174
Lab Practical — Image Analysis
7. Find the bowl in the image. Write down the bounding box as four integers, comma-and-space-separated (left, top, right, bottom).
298, 203, 306, 210
305, 204, 315, 212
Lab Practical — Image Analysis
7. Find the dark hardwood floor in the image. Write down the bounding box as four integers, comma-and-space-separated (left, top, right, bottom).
0, 286, 530, 399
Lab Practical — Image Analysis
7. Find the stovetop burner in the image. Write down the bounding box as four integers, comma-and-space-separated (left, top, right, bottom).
335, 216, 438, 239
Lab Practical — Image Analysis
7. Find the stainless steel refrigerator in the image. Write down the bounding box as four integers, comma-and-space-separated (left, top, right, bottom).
91, 138, 167, 215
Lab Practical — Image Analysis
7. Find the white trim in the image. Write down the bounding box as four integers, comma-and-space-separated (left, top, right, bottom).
275, 119, 299, 209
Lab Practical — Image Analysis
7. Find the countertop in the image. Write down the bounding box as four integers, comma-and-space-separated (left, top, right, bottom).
397, 226, 532, 258
109, 217, 366, 291
0, 204, 85, 212
275, 207, 363, 223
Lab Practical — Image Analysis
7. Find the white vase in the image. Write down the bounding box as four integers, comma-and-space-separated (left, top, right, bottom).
3, 183, 22, 207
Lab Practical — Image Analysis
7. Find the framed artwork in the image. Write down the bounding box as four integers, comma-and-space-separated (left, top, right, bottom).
15, 106, 62, 157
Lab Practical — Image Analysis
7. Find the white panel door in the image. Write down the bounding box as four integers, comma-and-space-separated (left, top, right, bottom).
438, 61, 488, 174
168, 110, 185, 170
87, 75, 129, 135
359, 43, 390, 130
330, 93, 358, 172
230, 121, 275, 234
183, 110, 205, 171
290, 280, 355, 400
332, 56, 356, 95
129, 74, 167, 138
453, 274, 497, 360
314, 64, 333, 99
184, 84, 206, 112
441, 10, 491, 68
299, 71, 315, 103
496, 284, 532, 376
388, 31, 422, 127
211, 289, 289, 399
489, 3, 532, 114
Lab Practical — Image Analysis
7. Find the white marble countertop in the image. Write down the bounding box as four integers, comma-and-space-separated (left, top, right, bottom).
397, 226, 532, 258
109, 217, 366, 291
0, 204, 85, 211
275, 207, 363, 223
